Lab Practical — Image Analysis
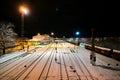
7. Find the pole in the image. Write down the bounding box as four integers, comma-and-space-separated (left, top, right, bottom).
21, 13, 24, 37
90, 27, 96, 65
21, 13, 24, 49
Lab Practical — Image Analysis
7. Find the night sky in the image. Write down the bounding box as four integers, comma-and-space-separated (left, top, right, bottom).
0, 0, 117, 38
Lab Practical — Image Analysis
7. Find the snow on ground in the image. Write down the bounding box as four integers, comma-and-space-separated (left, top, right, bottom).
0, 42, 120, 80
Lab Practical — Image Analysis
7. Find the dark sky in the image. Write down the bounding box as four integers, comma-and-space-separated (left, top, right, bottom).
0, 0, 117, 38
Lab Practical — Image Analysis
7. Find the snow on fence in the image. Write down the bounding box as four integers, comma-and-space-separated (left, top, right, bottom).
85, 44, 120, 61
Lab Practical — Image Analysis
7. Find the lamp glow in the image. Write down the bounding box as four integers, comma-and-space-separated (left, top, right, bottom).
75, 31, 80, 36
19, 6, 29, 14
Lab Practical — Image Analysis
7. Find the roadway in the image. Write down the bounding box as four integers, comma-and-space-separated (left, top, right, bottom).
0, 40, 120, 80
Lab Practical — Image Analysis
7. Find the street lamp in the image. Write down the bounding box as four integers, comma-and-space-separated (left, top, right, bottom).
19, 5, 29, 49
75, 31, 80, 36
75, 31, 80, 45
51, 32, 54, 37
19, 5, 29, 37
51, 32, 54, 42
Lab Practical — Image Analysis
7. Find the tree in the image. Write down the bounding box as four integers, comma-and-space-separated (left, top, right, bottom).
0, 22, 17, 54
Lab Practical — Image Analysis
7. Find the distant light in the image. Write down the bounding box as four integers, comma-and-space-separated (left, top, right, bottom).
75, 31, 80, 36
51, 32, 54, 36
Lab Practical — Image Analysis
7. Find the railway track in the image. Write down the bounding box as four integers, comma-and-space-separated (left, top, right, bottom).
16, 44, 54, 80
71, 48, 97, 80
38, 48, 54, 80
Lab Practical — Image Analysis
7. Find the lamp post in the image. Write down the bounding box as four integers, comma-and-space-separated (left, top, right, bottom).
19, 5, 29, 49
19, 5, 29, 37
75, 31, 80, 46
51, 32, 54, 42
